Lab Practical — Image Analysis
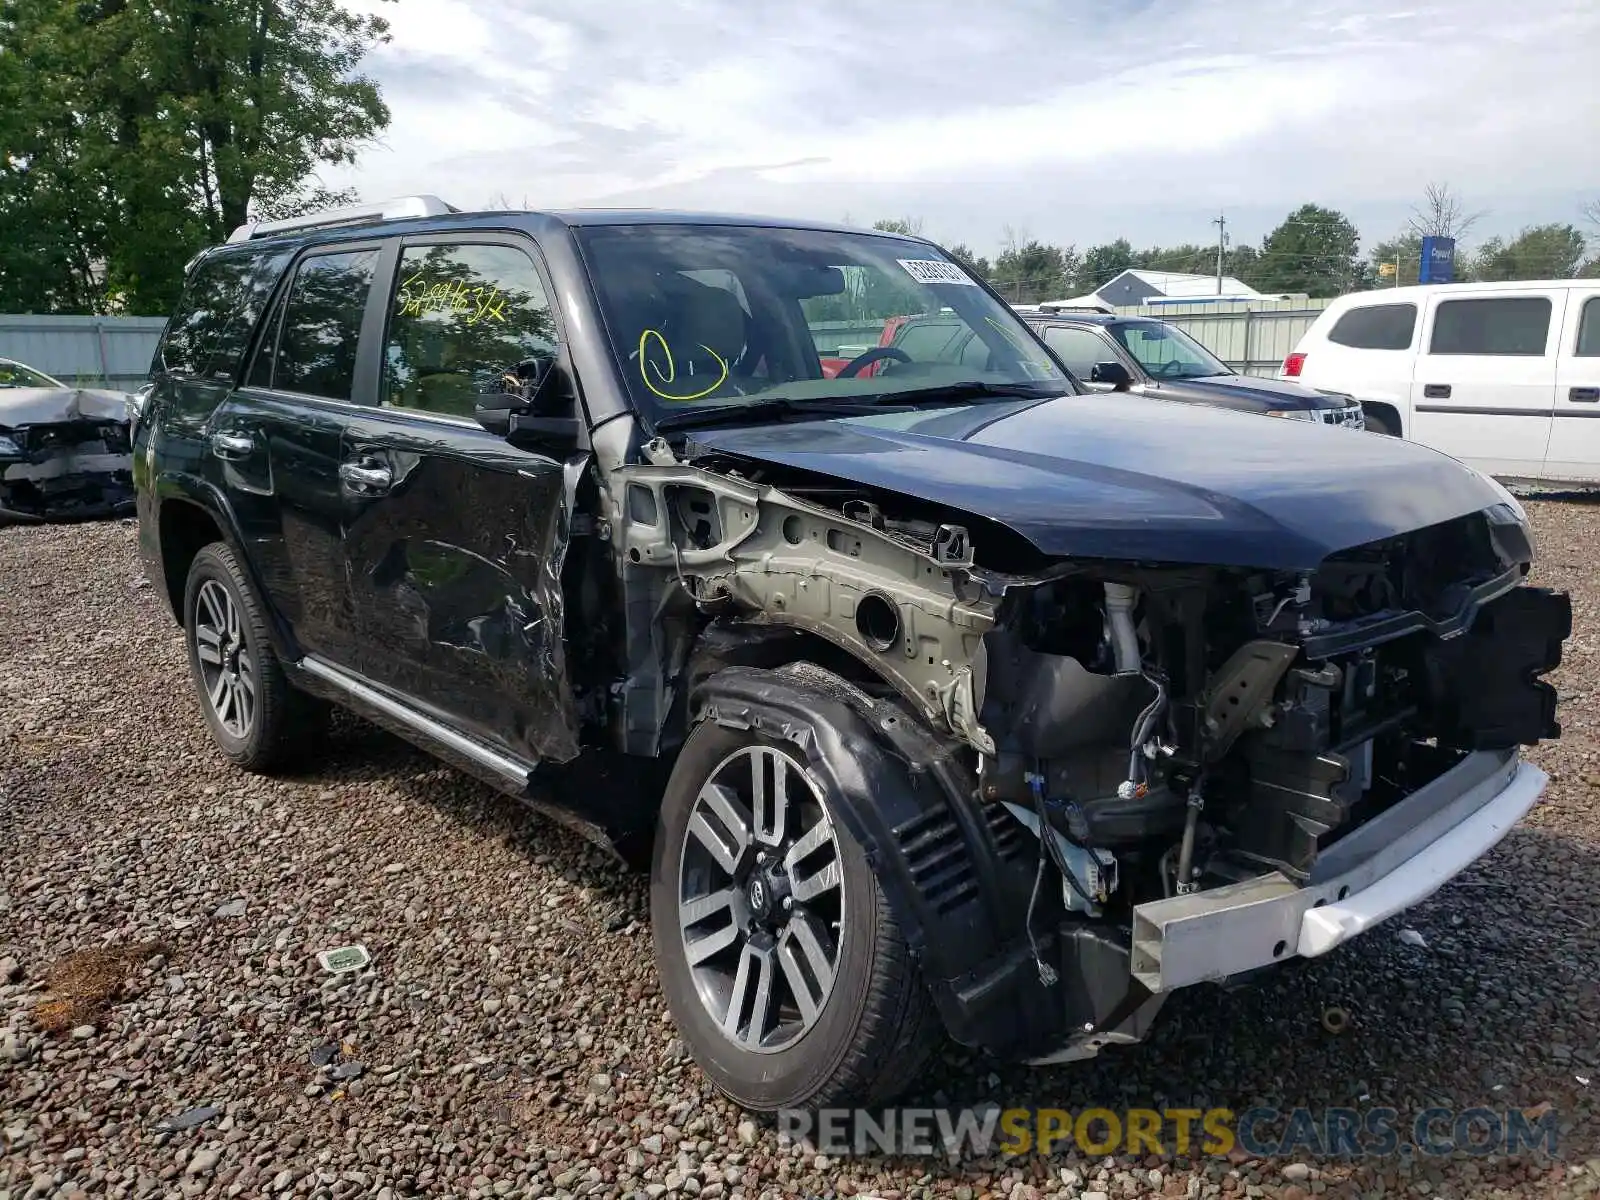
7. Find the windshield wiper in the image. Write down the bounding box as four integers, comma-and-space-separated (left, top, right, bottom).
865, 380, 1066, 406
650, 396, 890, 434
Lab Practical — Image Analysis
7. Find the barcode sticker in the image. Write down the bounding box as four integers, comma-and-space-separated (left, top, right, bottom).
897, 258, 978, 286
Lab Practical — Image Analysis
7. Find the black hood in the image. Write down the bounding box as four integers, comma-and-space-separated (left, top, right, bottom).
687, 394, 1509, 570
1156, 373, 1350, 411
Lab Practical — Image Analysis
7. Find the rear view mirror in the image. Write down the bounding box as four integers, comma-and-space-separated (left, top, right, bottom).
1090, 361, 1133, 391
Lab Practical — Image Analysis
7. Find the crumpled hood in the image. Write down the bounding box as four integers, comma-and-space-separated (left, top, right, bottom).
0, 387, 130, 428
687, 394, 1509, 570
1169, 374, 1351, 410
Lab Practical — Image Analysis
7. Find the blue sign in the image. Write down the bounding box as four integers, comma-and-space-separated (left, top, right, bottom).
1419, 236, 1456, 284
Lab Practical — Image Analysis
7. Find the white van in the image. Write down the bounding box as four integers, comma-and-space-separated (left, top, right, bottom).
1281, 280, 1600, 483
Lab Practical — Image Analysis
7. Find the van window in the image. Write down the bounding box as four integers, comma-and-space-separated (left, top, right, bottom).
1576, 297, 1600, 357
1327, 303, 1416, 350
1429, 297, 1552, 357
382, 243, 558, 417
159, 250, 289, 381
260, 249, 380, 401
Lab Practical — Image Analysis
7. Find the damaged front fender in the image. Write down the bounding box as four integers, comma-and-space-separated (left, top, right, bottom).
0, 388, 134, 523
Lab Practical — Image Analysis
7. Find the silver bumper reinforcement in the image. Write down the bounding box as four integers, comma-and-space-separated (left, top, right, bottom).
1128, 749, 1545, 993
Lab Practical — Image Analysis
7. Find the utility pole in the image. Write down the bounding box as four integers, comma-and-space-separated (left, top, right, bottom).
1212, 211, 1227, 295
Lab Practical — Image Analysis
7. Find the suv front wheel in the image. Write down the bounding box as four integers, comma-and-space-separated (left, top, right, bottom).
650, 721, 938, 1112
182, 542, 324, 771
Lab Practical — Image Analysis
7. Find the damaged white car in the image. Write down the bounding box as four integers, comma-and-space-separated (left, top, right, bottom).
0, 358, 134, 523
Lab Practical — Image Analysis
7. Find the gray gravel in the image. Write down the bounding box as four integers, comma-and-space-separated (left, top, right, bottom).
2, 507, 1599, 1200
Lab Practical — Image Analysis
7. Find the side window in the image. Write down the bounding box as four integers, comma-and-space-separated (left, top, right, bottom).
383, 242, 557, 417
959, 333, 991, 369
1575, 297, 1600, 357
1042, 325, 1114, 379
1429, 297, 1552, 357
260, 248, 380, 400
894, 321, 965, 363
159, 252, 266, 380
1327, 303, 1417, 350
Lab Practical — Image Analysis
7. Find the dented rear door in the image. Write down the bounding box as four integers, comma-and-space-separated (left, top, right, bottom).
338, 234, 580, 764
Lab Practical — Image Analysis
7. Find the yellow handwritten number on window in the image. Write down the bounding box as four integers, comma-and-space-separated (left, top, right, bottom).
638, 328, 728, 401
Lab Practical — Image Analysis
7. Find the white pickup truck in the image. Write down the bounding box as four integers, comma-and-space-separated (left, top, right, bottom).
1282, 279, 1600, 484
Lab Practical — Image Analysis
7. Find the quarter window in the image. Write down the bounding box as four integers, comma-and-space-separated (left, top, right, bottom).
1429, 297, 1552, 357
382, 243, 557, 417
1041, 325, 1115, 379
258, 249, 380, 400
160, 251, 288, 381
1327, 303, 1416, 351
1575, 297, 1600, 357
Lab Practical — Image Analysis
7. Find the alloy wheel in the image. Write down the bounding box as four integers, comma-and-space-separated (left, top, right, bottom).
193, 579, 256, 740
676, 745, 846, 1053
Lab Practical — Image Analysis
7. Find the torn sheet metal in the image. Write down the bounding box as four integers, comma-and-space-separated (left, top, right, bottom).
0, 387, 134, 522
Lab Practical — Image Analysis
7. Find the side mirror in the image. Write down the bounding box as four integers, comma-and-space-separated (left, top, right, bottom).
473, 391, 520, 437
1090, 360, 1133, 391
506, 413, 581, 455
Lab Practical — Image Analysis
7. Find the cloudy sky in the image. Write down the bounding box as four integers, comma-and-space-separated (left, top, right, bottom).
326, 0, 1600, 257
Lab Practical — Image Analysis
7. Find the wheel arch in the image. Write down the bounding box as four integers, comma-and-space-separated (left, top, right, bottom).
689, 662, 1061, 1054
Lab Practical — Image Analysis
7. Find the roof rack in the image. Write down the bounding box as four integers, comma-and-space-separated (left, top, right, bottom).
226, 194, 458, 243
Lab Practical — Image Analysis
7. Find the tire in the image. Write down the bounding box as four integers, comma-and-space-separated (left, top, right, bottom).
650, 720, 939, 1113
1364, 409, 1398, 437
182, 541, 325, 772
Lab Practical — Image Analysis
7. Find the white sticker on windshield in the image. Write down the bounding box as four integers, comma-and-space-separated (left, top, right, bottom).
897, 258, 978, 286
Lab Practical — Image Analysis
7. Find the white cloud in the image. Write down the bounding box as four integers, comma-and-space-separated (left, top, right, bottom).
324, 0, 1600, 253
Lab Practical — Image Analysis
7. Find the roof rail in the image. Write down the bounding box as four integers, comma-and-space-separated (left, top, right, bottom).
225, 194, 458, 244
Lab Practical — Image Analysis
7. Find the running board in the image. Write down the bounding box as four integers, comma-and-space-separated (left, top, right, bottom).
297, 655, 534, 790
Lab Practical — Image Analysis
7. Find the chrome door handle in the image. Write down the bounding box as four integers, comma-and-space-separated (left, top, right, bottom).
339, 460, 393, 493
210, 431, 254, 460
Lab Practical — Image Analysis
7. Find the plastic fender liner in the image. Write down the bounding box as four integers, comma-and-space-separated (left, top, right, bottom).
691, 662, 1063, 1055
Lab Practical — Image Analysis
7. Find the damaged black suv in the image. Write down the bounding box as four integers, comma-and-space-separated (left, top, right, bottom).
136, 196, 1571, 1113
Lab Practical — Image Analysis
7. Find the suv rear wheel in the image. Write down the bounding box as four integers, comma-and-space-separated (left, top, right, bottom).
183, 542, 325, 771
650, 721, 938, 1112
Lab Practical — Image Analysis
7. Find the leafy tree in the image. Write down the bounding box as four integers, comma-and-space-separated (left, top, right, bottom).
871, 216, 925, 236
0, 0, 390, 314
1134, 243, 1212, 275
1472, 224, 1588, 281
1226, 243, 1262, 288
1252, 204, 1362, 297
944, 243, 992, 278
990, 228, 1079, 303
1369, 232, 1425, 288
1078, 238, 1135, 291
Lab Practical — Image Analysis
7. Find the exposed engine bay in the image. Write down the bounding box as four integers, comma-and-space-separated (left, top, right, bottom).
0, 388, 135, 523
569, 434, 1568, 1058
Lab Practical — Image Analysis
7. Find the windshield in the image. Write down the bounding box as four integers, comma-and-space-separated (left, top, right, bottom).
1108, 321, 1230, 380
574, 223, 1070, 424
0, 360, 63, 388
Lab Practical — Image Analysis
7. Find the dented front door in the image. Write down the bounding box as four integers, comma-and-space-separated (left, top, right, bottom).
338, 234, 580, 765
339, 410, 580, 763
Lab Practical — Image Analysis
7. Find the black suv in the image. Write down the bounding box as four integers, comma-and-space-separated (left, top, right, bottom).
136, 197, 1569, 1114
1019, 312, 1366, 427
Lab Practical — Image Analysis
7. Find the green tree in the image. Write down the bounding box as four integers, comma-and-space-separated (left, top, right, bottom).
1252, 204, 1362, 297
871, 216, 925, 236
1471, 224, 1588, 281
990, 229, 1079, 303
1078, 238, 1134, 291
1134, 243, 1212, 275
944, 243, 992, 278
1369, 232, 1425, 288
0, 0, 390, 314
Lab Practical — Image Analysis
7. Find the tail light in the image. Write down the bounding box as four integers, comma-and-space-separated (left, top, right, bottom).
1282, 352, 1307, 378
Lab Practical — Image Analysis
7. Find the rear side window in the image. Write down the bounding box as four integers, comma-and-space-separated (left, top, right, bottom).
159, 251, 282, 380
1429, 297, 1552, 356
257, 249, 380, 400
382, 243, 558, 417
894, 321, 965, 363
1041, 325, 1114, 378
1327, 303, 1416, 350
1576, 297, 1600, 357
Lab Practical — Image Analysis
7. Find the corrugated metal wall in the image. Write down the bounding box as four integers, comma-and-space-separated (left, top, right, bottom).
0, 315, 166, 393
1113, 297, 1333, 377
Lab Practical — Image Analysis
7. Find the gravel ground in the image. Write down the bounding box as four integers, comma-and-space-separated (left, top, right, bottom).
2, 504, 1598, 1200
